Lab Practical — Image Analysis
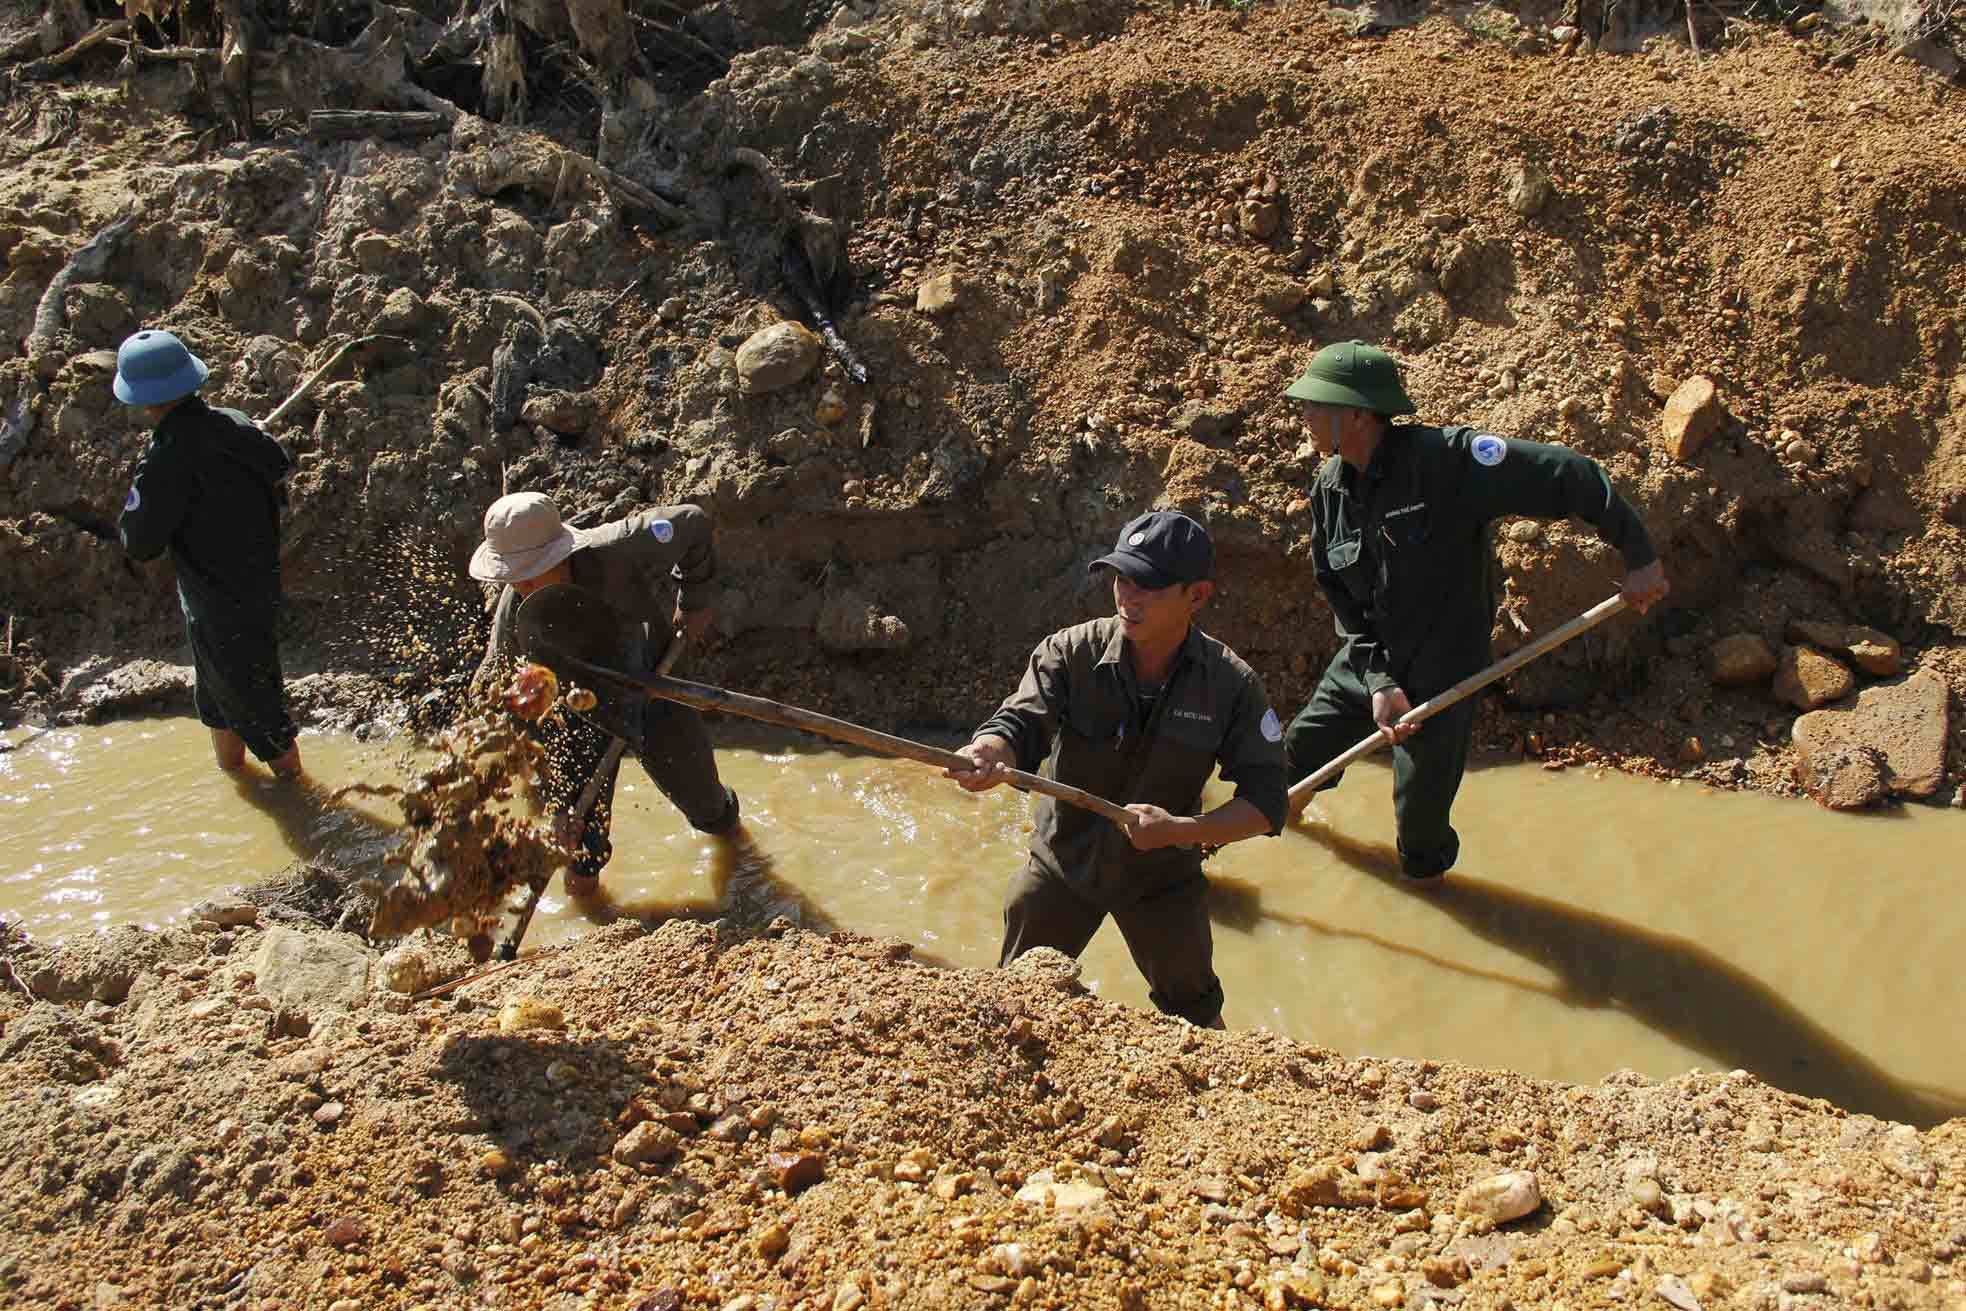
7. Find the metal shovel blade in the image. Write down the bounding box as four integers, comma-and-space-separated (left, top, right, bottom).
513, 582, 646, 746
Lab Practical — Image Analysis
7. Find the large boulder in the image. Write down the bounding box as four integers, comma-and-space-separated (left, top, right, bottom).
1791, 671, 1949, 809
735, 322, 821, 395
1661, 375, 1725, 463
1772, 645, 1855, 710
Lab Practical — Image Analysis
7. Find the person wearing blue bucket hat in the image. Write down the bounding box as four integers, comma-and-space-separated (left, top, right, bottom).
115, 329, 302, 778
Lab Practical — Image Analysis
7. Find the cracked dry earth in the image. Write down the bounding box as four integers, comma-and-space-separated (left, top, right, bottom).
1, 915, 1963, 1310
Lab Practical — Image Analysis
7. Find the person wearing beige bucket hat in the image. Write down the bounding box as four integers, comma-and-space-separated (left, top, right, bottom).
1280, 341, 1669, 883
469, 492, 740, 897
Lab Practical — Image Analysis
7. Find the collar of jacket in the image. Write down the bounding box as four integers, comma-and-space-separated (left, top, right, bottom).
156, 393, 210, 437
1094, 618, 1205, 680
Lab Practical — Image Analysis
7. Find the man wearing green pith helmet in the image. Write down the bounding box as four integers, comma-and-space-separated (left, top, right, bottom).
1282, 341, 1669, 880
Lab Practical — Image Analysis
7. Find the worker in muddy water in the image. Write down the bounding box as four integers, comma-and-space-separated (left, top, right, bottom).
469, 492, 740, 897
114, 329, 302, 779
1283, 340, 1670, 881
946, 511, 1289, 1029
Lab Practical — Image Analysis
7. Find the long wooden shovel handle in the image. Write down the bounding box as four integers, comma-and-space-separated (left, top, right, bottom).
558, 653, 1137, 828
1287, 594, 1630, 816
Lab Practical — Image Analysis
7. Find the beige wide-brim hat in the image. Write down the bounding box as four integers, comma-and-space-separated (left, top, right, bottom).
468, 492, 592, 583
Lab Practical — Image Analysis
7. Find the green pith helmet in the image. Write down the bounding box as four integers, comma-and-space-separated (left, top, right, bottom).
1284, 340, 1417, 416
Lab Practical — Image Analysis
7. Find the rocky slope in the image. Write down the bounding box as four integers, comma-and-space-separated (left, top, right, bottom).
0, 0, 1960, 808
3, 906, 1964, 1310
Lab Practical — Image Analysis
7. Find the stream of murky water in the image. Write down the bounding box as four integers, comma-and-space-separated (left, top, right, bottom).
4, 715, 1962, 1126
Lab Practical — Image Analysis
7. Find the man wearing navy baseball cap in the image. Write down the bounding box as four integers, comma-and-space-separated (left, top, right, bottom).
946, 509, 1288, 1029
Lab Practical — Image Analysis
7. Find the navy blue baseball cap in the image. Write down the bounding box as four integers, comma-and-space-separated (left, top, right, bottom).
1089, 511, 1214, 589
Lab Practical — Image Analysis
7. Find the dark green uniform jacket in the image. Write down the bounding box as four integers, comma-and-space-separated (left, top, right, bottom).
1310, 424, 1657, 697
976, 618, 1288, 908
117, 396, 292, 627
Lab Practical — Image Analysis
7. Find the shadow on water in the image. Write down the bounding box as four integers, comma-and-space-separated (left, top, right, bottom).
551, 823, 961, 971
228, 772, 403, 876
1209, 823, 1966, 1128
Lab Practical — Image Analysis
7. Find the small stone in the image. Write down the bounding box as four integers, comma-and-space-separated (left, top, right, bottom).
1773, 645, 1856, 710
1370, 1277, 1406, 1307
916, 272, 962, 315
770, 1150, 826, 1193
1307, 269, 1336, 296
1784, 620, 1903, 677
1506, 164, 1553, 216
1708, 634, 1778, 686
1662, 375, 1726, 462
1422, 1254, 1470, 1288
1632, 1178, 1664, 1211
496, 997, 565, 1034
815, 388, 849, 427
832, 1280, 866, 1311
1784, 439, 1818, 465
1238, 198, 1282, 238
323, 1217, 366, 1249
1014, 1177, 1108, 1212
892, 1148, 934, 1183
933, 1171, 976, 1200
1353, 1124, 1393, 1151
755, 1222, 790, 1260
313, 1101, 344, 1126
480, 1148, 514, 1177
1678, 736, 1705, 764
190, 897, 258, 929
1655, 1274, 1701, 1310
735, 322, 822, 395
1781, 1272, 1827, 1294
1552, 24, 1579, 43
658, 296, 687, 323
1790, 670, 1948, 805
1407, 1089, 1438, 1111
1266, 1272, 1326, 1309
613, 1121, 681, 1167
1455, 1170, 1543, 1226
986, 1244, 1039, 1278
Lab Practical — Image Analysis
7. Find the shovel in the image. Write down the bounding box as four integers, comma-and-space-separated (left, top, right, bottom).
1288, 594, 1630, 816
493, 626, 690, 962
514, 583, 1135, 827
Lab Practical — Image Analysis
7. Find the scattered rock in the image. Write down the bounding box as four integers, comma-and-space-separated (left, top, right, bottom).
735, 323, 822, 395
1238, 197, 1281, 238
1707, 634, 1777, 686
1780, 1272, 1827, 1295
755, 1221, 790, 1260
1455, 1170, 1542, 1226
1505, 164, 1553, 216
1422, 1254, 1470, 1288
769, 1151, 826, 1193
1772, 645, 1856, 711
916, 272, 962, 315
374, 287, 433, 337
313, 1101, 344, 1127
1661, 375, 1725, 462
519, 389, 597, 436
657, 296, 687, 323
1784, 620, 1903, 677
1655, 1273, 1701, 1310
816, 588, 911, 653
1015, 1174, 1108, 1211
249, 928, 371, 1015
614, 1121, 681, 1167
63, 659, 195, 723
1792, 671, 1950, 806
189, 897, 258, 929
1169, 401, 1238, 443
497, 997, 566, 1034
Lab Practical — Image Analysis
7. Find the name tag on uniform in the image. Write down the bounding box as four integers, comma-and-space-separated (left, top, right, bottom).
1169, 709, 1213, 724
1382, 502, 1427, 519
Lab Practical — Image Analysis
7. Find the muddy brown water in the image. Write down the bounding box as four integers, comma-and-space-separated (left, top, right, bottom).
5, 716, 1963, 1127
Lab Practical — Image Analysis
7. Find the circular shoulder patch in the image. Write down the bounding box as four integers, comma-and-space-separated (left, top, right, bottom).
1471, 433, 1508, 467
124, 485, 141, 512
1128, 531, 1146, 546
648, 518, 674, 543
1261, 708, 1283, 743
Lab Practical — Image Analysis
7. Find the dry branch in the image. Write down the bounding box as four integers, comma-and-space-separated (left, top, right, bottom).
307, 109, 450, 140
16, 18, 129, 77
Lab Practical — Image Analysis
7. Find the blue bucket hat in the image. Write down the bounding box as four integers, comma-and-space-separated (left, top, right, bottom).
113, 329, 209, 406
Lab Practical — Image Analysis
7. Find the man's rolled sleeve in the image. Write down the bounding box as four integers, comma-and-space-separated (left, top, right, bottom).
1217, 676, 1288, 835
661, 505, 718, 611
974, 634, 1067, 774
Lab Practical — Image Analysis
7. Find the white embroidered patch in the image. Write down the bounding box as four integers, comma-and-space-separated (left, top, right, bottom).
1471, 433, 1507, 467
124, 485, 140, 512
1128, 531, 1146, 546
648, 518, 674, 543
1261, 708, 1283, 742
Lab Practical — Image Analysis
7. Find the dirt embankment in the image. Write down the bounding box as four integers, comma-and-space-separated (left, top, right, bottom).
2, 907, 1964, 1310
0, 0, 1961, 805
